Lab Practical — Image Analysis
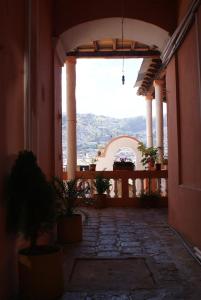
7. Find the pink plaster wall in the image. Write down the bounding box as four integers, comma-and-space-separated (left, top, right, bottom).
0, 1, 26, 298
167, 5, 201, 249
178, 0, 193, 23
53, 0, 178, 36
0, 0, 55, 298
30, 0, 55, 179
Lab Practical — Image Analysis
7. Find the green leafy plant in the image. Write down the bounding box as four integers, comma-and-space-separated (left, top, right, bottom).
6, 151, 56, 250
137, 142, 158, 166
94, 174, 111, 194
52, 177, 89, 217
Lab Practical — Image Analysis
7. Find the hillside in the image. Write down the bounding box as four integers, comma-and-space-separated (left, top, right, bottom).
62, 113, 167, 164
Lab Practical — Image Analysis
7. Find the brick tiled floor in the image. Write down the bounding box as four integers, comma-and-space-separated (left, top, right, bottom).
61, 208, 201, 300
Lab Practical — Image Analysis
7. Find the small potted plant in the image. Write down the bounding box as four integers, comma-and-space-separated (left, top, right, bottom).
137, 142, 158, 169
52, 177, 89, 243
113, 157, 135, 170
6, 150, 63, 300
93, 174, 111, 208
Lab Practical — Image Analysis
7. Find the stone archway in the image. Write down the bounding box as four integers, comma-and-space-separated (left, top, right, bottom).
56, 17, 169, 64
96, 135, 143, 171
56, 17, 169, 178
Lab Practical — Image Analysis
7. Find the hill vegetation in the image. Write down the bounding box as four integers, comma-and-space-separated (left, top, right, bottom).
62, 113, 165, 163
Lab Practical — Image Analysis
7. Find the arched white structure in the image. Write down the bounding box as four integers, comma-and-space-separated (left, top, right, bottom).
96, 135, 143, 171
56, 18, 169, 64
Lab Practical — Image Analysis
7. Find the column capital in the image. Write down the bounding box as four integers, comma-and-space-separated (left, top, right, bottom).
66, 56, 76, 65
153, 79, 164, 88
145, 92, 153, 101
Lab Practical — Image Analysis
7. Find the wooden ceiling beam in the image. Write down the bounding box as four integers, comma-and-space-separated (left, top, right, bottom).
66, 50, 161, 58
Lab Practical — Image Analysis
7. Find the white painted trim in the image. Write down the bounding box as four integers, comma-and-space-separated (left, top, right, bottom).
55, 38, 66, 66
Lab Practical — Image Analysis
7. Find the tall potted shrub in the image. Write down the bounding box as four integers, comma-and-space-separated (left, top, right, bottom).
6, 151, 63, 300
52, 177, 89, 243
137, 142, 158, 169
93, 174, 111, 208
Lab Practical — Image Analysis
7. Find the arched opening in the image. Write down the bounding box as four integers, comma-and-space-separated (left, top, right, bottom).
56, 17, 169, 177
96, 135, 143, 171
56, 17, 169, 64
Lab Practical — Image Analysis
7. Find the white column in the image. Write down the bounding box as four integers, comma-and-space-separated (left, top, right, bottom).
66, 56, 77, 180
154, 80, 164, 163
145, 92, 153, 147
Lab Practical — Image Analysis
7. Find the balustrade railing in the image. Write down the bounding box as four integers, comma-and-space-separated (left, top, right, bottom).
63, 169, 168, 207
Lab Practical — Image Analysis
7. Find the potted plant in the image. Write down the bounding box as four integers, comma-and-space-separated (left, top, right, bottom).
6, 150, 63, 300
113, 157, 135, 171
52, 177, 89, 243
93, 174, 111, 208
137, 142, 158, 169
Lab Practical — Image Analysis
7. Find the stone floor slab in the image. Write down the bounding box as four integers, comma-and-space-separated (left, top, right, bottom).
67, 257, 155, 291
60, 208, 201, 299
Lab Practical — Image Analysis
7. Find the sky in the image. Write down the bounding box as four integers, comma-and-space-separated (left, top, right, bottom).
62, 58, 159, 118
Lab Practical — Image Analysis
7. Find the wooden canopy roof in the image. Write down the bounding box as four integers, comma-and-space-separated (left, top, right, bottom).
134, 58, 162, 96
66, 38, 160, 58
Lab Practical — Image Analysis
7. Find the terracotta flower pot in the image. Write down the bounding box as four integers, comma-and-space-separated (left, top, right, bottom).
57, 214, 82, 243
18, 245, 63, 300
147, 161, 155, 170
89, 163, 96, 171
155, 163, 161, 171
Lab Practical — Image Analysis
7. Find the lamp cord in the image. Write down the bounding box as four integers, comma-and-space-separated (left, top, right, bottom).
121, 16, 125, 84
122, 17, 124, 73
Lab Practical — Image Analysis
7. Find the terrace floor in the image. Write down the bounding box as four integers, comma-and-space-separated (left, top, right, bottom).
60, 208, 201, 300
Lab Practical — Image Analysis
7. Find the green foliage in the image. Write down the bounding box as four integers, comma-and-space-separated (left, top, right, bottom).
94, 175, 111, 194
52, 177, 89, 217
6, 151, 56, 248
137, 142, 158, 166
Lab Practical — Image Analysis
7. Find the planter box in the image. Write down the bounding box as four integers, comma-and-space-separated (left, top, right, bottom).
113, 161, 135, 171
19, 245, 63, 300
